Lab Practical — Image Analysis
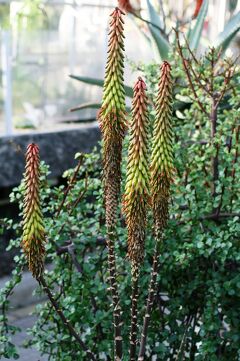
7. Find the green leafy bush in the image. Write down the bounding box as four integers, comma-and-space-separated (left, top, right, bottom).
1, 44, 240, 360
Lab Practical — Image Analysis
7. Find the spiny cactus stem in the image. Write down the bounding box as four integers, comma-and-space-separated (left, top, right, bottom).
138, 241, 161, 360
106, 229, 123, 360
129, 265, 140, 360
38, 275, 96, 361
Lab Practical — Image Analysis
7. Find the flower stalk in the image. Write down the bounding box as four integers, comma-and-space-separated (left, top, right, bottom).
99, 7, 126, 229
22, 143, 46, 279
138, 61, 174, 360
22, 144, 96, 358
98, 7, 126, 360
124, 77, 150, 360
151, 61, 174, 236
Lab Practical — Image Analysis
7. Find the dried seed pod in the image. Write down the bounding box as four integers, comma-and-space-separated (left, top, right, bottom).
22, 143, 46, 278
98, 7, 126, 229
124, 77, 150, 269
151, 61, 174, 235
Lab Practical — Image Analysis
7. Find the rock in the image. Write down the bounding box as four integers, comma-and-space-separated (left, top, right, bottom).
0, 123, 101, 188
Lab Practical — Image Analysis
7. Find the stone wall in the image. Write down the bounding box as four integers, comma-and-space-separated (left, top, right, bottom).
0, 123, 101, 188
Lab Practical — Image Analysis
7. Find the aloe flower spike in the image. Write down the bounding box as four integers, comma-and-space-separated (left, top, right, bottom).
124, 77, 150, 270
138, 61, 174, 360
151, 61, 174, 235
22, 143, 46, 278
124, 77, 150, 359
98, 7, 126, 229
98, 8, 126, 359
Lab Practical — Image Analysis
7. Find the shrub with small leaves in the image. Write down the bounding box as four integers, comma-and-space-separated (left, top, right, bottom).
0, 50, 240, 360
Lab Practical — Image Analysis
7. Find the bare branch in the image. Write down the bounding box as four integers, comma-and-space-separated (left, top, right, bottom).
38, 276, 96, 360
175, 29, 209, 117
55, 155, 84, 218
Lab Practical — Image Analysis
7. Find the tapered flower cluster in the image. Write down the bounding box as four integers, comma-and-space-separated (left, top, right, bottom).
118, 0, 135, 13
98, 7, 126, 229
124, 77, 150, 270
151, 61, 173, 235
22, 143, 45, 278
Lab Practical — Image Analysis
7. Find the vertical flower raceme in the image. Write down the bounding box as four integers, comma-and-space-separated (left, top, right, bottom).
124, 77, 150, 273
118, 0, 135, 14
98, 8, 126, 358
124, 77, 150, 360
22, 143, 45, 279
98, 7, 126, 229
193, 0, 203, 19
137, 62, 174, 360
151, 61, 174, 236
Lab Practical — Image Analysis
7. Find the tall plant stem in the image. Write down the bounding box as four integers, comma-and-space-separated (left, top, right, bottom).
98, 8, 126, 358
138, 242, 160, 360
211, 98, 218, 201
129, 267, 140, 360
124, 77, 150, 360
107, 229, 123, 360
38, 275, 96, 361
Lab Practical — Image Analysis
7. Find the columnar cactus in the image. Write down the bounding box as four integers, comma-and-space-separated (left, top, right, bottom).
124, 77, 150, 272
22, 143, 45, 278
151, 61, 174, 235
98, 7, 126, 229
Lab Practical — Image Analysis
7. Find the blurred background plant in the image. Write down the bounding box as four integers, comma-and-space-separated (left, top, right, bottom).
1, 0, 240, 134
70, 0, 240, 113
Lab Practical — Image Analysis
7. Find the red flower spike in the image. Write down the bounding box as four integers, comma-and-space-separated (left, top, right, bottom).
22, 143, 46, 278
193, 0, 203, 19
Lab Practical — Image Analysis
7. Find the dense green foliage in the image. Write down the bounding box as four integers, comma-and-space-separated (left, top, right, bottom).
0, 50, 240, 360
